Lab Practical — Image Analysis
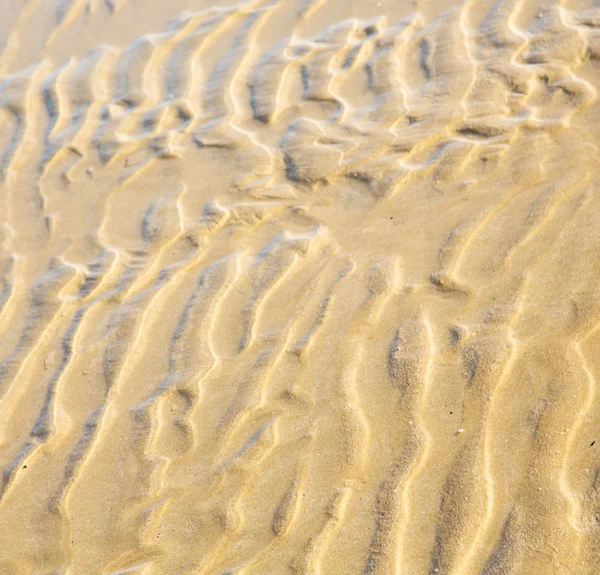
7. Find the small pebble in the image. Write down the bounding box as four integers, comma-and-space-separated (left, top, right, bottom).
457, 428, 465, 434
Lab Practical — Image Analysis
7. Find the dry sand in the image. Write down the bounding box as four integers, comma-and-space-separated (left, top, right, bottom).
0, 0, 599, 572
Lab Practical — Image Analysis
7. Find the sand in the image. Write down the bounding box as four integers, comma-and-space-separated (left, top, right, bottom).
0, 0, 599, 572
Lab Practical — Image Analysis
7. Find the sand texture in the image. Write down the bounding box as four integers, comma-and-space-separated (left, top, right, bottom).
0, 0, 600, 572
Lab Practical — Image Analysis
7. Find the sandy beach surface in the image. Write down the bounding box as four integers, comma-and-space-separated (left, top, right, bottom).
0, 0, 599, 573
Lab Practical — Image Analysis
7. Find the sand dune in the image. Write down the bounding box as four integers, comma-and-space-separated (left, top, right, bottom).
0, 0, 599, 572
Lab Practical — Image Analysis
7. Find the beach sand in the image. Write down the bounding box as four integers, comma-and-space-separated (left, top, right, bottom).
0, 0, 599, 572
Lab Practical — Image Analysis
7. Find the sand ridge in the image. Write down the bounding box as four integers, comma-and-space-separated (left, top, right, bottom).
0, 0, 599, 572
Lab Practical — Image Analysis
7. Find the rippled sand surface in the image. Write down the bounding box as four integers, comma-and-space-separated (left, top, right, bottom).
2, 0, 600, 572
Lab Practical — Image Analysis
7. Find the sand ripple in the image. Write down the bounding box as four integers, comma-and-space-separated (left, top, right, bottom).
0, 0, 599, 572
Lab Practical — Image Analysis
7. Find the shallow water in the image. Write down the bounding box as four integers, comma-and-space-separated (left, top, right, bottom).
0, 0, 599, 573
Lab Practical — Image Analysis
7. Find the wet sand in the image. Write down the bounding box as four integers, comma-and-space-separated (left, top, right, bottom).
0, 0, 600, 573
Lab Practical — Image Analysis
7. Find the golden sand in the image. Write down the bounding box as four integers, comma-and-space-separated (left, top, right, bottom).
0, 0, 599, 572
